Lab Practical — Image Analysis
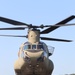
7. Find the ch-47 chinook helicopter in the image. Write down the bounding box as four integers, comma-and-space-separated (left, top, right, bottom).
0, 15, 75, 75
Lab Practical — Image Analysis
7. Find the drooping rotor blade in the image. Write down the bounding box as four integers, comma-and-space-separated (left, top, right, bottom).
40, 37, 72, 42
0, 27, 27, 30
0, 35, 27, 37
0, 17, 29, 26
40, 15, 75, 34
0, 34, 72, 42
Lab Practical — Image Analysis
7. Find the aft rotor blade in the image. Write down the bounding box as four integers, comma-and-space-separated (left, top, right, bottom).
0, 17, 29, 26
0, 27, 26, 30
40, 15, 75, 34
40, 37, 72, 42
0, 35, 27, 37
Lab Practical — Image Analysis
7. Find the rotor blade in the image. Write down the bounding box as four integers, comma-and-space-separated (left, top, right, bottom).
0, 27, 27, 30
44, 23, 75, 27
0, 35, 27, 37
40, 15, 75, 34
40, 37, 72, 42
39, 23, 75, 28
0, 17, 29, 26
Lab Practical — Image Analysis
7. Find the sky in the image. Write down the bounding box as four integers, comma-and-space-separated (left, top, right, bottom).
0, 0, 75, 75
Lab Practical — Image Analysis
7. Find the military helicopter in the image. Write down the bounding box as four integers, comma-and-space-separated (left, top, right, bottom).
0, 15, 75, 75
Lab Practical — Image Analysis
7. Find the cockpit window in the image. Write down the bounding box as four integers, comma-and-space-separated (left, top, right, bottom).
19, 42, 54, 58
37, 45, 44, 50
32, 45, 36, 49
23, 42, 48, 52
23, 44, 45, 50
23, 45, 31, 50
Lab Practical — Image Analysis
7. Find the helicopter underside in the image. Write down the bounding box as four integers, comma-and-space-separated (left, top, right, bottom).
14, 58, 54, 75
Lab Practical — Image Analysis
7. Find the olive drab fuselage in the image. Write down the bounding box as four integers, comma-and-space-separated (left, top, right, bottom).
14, 29, 54, 75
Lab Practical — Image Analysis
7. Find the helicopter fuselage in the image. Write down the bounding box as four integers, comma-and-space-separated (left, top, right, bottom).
14, 29, 54, 75
14, 42, 54, 75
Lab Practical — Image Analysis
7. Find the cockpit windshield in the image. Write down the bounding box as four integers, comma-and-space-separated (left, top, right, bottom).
23, 44, 44, 50
23, 45, 31, 50
19, 42, 54, 58
32, 45, 36, 49
37, 44, 44, 50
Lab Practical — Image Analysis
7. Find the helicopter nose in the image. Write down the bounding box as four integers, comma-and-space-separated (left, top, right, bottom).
23, 50, 44, 62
